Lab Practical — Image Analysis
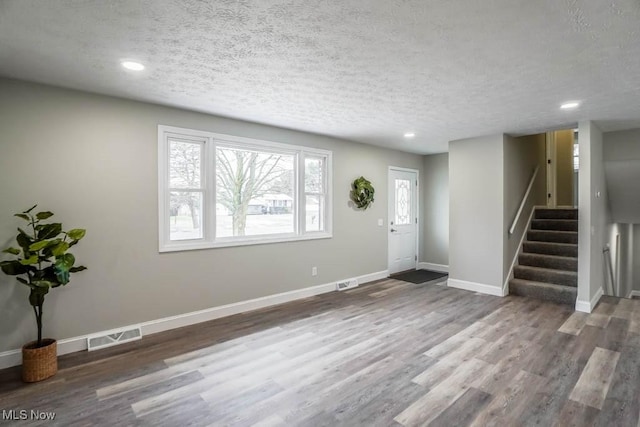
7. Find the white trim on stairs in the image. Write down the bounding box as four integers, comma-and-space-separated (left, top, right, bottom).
0, 270, 388, 370
575, 286, 604, 313
503, 205, 539, 296
447, 279, 506, 297
417, 262, 449, 273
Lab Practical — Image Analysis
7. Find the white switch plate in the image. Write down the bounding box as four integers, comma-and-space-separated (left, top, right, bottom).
312, 266, 317, 276
377, 218, 383, 226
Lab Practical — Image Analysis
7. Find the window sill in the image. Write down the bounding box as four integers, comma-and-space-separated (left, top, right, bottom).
159, 232, 332, 253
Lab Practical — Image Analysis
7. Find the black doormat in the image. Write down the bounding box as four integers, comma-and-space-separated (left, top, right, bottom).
391, 269, 448, 284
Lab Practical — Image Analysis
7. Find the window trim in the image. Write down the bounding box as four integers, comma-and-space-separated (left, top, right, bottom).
158, 125, 332, 252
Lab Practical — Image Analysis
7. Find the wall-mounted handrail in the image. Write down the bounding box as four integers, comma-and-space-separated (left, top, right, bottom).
509, 166, 539, 235
603, 247, 616, 296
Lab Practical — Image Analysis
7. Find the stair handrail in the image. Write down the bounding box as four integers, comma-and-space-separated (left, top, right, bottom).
509, 166, 540, 235
603, 247, 616, 296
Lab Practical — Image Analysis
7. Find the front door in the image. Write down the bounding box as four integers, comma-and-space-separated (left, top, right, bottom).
388, 168, 418, 275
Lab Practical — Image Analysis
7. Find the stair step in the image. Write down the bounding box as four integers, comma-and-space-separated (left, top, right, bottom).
509, 278, 577, 306
514, 265, 577, 287
527, 230, 578, 244
531, 219, 578, 232
522, 241, 578, 257
519, 253, 578, 272
535, 208, 578, 220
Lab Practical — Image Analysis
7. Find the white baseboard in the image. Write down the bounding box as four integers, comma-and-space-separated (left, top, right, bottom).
0, 270, 388, 370
628, 290, 640, 299
0, 350, 21, 371
575, 287, 604, 313
447, 278, 506, 297
417, 262, 449, 273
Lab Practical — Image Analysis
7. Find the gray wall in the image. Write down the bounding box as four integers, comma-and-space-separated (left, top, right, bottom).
603, 128, 640, 223
604, 128, 640, 159
448, 135, 504, 290
577, 120, 609, 307
503, 134, 546, 282
602, 128, 640, 296
421, 153, 449, 267
449, 133, 546, 293
0, 79, 424, 352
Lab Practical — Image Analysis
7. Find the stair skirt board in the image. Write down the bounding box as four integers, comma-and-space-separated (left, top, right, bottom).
509, 208, 579, 306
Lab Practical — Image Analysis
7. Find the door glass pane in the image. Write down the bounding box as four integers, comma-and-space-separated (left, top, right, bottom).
395, 179, 411, 225
216, 146, 295, 237
169, 139, 202, 188
169, 192, 203, 240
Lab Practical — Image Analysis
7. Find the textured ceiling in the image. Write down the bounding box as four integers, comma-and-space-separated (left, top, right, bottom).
1, 1, 640, 153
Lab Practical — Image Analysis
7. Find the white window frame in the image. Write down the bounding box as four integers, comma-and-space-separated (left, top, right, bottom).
302, 155, 328, 233
158, 125, 332, 252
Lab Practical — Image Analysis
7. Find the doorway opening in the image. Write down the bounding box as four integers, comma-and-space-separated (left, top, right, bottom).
546, 129, 579, 208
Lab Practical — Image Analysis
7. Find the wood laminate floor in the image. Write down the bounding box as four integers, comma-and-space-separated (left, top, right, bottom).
1, 279, 639, 426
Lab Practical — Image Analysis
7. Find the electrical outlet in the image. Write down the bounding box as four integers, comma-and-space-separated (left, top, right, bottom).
312, 266, 318, 276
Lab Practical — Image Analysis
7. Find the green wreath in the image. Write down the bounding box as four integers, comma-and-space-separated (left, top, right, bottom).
350, 176, 375, 209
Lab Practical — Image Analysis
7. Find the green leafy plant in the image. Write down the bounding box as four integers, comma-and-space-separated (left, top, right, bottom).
1, 205, 87, 348
350, 176, 375, 209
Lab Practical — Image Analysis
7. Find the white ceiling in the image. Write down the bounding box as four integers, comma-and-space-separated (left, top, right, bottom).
1, 1, 640, 154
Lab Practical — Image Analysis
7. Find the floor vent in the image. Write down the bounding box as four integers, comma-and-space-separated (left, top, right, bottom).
87, 326, 142, 351
336, 278, 359, 291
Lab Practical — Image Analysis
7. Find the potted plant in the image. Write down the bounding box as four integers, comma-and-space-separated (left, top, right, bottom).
1, 205, 86, 382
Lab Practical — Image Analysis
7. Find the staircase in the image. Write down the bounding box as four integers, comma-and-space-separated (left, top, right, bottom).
509, 208, 578, 306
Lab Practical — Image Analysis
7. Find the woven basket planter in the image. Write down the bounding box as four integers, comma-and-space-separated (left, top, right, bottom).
22, 339, 57, 383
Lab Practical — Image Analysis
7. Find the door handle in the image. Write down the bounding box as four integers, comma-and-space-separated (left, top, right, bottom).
390, 228, 397, 232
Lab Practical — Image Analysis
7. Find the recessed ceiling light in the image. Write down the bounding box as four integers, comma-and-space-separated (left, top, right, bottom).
403, 132, 415, 138
121, 61, 145, 71
560, 101, 580, 109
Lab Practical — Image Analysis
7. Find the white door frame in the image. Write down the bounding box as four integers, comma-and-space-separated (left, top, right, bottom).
388, 166, 420, 274
546, 132, 557, 208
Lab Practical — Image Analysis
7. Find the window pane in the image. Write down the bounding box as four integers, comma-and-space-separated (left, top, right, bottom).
395, 179, 411, 225
169, 192, 203, 240
170, 139, 202, 188
216, 146, 294, 237
305, 195, 324, 232
305, 157, 324, 193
